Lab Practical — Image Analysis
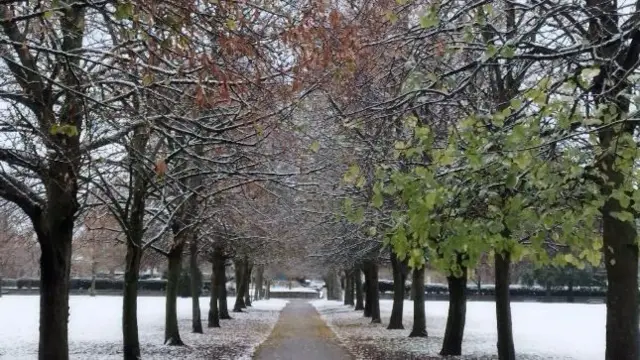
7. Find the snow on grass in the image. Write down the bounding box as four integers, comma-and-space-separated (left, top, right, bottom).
312, 299, 603, 360
0, 296, 286, 359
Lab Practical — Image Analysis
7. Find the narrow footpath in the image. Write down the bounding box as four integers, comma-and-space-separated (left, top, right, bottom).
253, 300, 352, 360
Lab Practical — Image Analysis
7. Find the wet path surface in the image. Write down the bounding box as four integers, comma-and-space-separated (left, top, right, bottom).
253, 300, 352, 360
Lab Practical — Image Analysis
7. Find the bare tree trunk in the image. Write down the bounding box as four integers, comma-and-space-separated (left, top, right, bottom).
409, 265, 427, 337
244, 260, 252, 307
38, 225, 74, 360
89, 259, 97, 297
441, 260, 467, 355
165, 244, 185, 345
354, 268, 364, 310
123, 241, 143, 359
233, 258, 246, 312
218, 259, 232, 319
265, 279, 271, 299
495, 250, 515, 360
208, 249, 221, 328
363, 266, 371, 317
388, 253, 407, 329
254, 265, 264, 301
189, 236, 202, 334
344, 269, 354, 305
363, 261, 380, 323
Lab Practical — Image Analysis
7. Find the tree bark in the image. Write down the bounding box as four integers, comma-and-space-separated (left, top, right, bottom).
89, 259, 97, 297
265, 279, 271, 299
254, 265, 264, 301
189, 236, 202, 334
233, 258, 246, 312
603, 201, 639, 360
354, 268, 364, 310
388, 253, 407, 329
364, 261, 381, 323
495, 251, 515, 360
244, 260, 252, 307
122, 240, 143, 359
441, 262, 468, 355
208, 249, 221, 328
344, 269, 354, 305
217, 254, 232, 319
165, 244, 185, 345
38, 229, 73, 360
409, 265, 427, 337
363, 266, 372, 317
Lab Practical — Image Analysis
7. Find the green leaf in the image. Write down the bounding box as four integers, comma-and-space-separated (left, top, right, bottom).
309, 140, 320, 153
226, 18, 237, 30
610, 211, 634, 223
142, 73, 154, 86
115, 1, 134, 20
505, 173, 517, 189
419, 13, 439, 29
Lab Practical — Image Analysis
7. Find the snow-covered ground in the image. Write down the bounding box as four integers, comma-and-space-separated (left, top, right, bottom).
312, 299, 604, 360
0, 295, 287, 359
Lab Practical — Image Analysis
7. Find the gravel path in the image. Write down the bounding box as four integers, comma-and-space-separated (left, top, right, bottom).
253, 300, 352, 360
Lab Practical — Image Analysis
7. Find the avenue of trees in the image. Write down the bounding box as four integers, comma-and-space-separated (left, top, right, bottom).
0, 1, 639, 360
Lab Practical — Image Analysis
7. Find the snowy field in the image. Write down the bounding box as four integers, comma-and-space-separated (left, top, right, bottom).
0, 296, 288, 359
312, 299, 604, 360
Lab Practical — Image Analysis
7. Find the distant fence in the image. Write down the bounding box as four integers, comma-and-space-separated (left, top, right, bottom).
269, 291, 320, 299
376, 280, 607, 302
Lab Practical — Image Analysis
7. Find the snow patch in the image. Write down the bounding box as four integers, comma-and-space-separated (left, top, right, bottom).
0, 295, 285, 359
313, 299, 603, 360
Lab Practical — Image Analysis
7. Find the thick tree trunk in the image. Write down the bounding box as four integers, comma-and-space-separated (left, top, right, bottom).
189, 237, 202, 334
495, 251, 515, 360
344, 269, 354, 305
441, 263, 468, 355
123, 241, 143, 360
217, 255, 232, 319
603, 202, 639, 360
233, 258, 246, 312
409, 265, 427, 337
254, 265, 264, 301
38, 230, 73, 360
364, 261, 381, 323
244, 261, 252, 307
354, 268, 364, 310
388, 253, 407, 330
208, 250, 220, 328
363, 267, 372, 317
165, 245, 185, 345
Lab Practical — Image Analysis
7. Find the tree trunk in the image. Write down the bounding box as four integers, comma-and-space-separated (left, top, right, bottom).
388, 253, 407, 329
441, 263, 468, 355
38, 230, 73, 360
364, 261, 381, 323
208, 250, 220, 328
344, 269, 354, 305
0, 275, 2, 298
409, 265, 427, 337
217, 255, 232, 319
265, 279, 271, 299
363, 266, 372, 317
123, 240, 143, 360
165, 245, 185, 345
495, 251, 515, 360
603, 200, 639, 360
244, 260, 252, 307
233, 258, 246, 312
89, 259, 97, 297
189, 236, 202, 334
354, 269, 364, 310
254, 265, 264, 301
